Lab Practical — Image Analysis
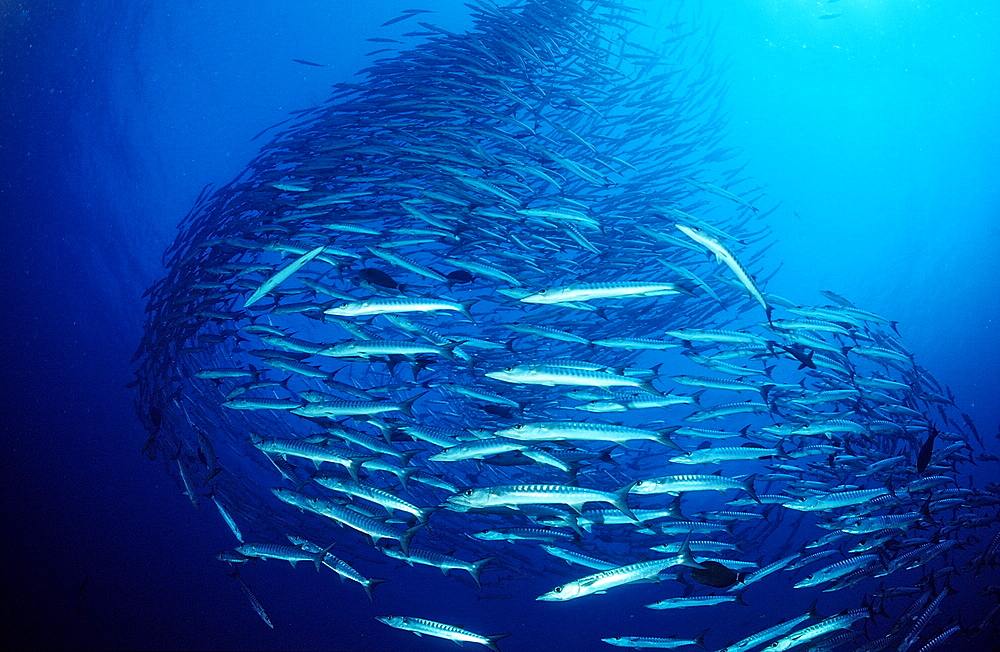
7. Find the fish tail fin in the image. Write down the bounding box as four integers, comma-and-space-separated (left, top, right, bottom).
399, 522, 426, 556
694, 628, 709, 650
639, 379, 662, 396
416, 506, 436, 524
676, 282, 698, 297
744, 474, 760, 504
346, 457, 372, 484
689, 390, 706, 407
734, 590, 748, 606
362, 578, 390, 603
314, 541, 336, 573
677, 533, 706, 569
656, 426, 683, 450
486, 633, 511, 652
439, 340, 464, 361
460, 299, 477, 323
397, 449, 420, 466
614, 482, 638, 521
398, 391, 426, 418
397, 465, 420, 490
469, 557, 494, 589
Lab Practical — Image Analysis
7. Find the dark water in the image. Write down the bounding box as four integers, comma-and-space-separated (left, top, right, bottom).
3, 1, 999, 651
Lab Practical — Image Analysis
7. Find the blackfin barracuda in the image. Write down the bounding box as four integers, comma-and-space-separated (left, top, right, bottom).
485, 364, 660, 394
537, 547, 700, 601
675, 223, 771, 321
376, 615, 509, 652
630, 473, 760, 503
495, 421, 680, 447
446, 482, 637, 520
520, 281, 692, 304
601, 632, 708, 649
272, 488, 423, 555
324, 296, 475, 319
243, 246, 325, 307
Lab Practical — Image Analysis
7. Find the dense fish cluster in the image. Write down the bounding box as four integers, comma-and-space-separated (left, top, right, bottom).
133, 0, 1000, 650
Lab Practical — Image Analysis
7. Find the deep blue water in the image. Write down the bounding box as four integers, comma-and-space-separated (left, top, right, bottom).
2, 1, 999, 651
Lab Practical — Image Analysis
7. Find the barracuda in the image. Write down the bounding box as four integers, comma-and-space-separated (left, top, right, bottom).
676, 223, 771, 321
253, 437, 368, 480
222, 396, 303, 411
592, 337, 679, 350
289, 536, 387, 601
671, 374, 761, 392
766, 608, 869, 651
665, 328, 767, 345
324, 296, 475, 319
685, 401, 771, 422
601, 633, 708, 649
504, 321, 591, 344
376, 615, 509, 652
645, 594, 746, 610
717, 609, 816, 652
290, 396, 419, 418
784, 488, 890, 512
540, 545, 617, 571
378, 545, 492, 588
670, 444, 779, 465
429, 439, 527, 462
243, 246, 325, 307
576, 393, 702, 413
537, 551, 698, 601
445, 482, 637, 520
233, 542, 329, 570
312, 474, 434, 522
272, 488, 423, 555
521, 281, 689, 304
319, 339, 458, 360
630, 473, 759, 503
434, 383, 522, 408
485, 364, 659, 394
495, 421, 679, 448
794, 554, 878, 588
470, 527, 574, 543
445, 257, 521, 285
366, 246, 449, 283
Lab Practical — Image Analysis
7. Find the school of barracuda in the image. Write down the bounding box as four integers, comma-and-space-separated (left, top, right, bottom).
132, 1, 1000, 650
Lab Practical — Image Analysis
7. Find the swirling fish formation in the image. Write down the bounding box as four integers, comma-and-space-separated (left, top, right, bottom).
133, 0, 1000, 650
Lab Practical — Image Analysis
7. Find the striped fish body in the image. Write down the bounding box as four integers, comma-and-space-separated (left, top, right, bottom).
538, 556, 684, 601
631, 474, 758, 503
325, 297, 472, 318
495, 421, 674, 446
486, 364, 658, 393
521, 281, 686, 304
376, 616, 508, 652
446, 482, 635, 519
784, 488, 890, 512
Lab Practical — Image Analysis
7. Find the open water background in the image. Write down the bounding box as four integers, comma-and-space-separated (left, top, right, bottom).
2, 1, 998, 649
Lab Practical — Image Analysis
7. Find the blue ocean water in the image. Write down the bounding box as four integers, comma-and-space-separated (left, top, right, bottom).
2, 1, 998, 651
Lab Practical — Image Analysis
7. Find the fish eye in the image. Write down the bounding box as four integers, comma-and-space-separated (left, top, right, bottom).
463, 489, 474, 496
554, 586, 562, 593
515, 424, 524, 429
